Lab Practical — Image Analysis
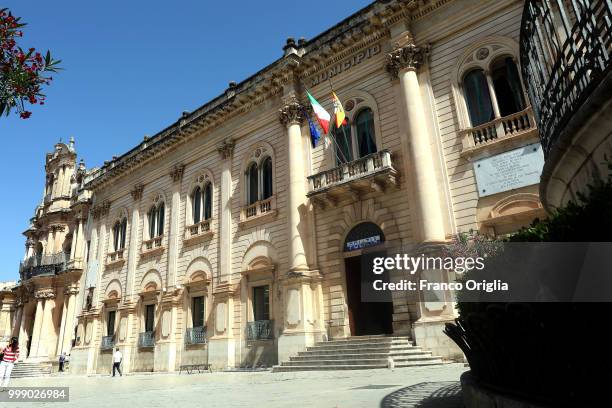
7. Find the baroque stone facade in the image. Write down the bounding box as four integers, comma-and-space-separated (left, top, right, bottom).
11, 0, 547, 372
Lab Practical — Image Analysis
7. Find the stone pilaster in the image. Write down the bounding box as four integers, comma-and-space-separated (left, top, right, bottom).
217, 139, 235, 284
167, 164, 184, 288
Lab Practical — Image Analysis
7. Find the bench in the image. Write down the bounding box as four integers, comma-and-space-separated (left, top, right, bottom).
179, 364, 212, 374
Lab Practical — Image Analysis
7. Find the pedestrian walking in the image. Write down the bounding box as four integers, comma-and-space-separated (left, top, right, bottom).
59, 352, 66, 372
0, 337, 20, 390
112, 347, 122, 377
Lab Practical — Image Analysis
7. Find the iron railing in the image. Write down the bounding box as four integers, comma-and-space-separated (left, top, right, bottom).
138, 331, 155, 348
520, 0, 612, 157
101, 335, 115, 350
20, 252, 68, 280
246, 320, 274, 341
185, 326, 207, 344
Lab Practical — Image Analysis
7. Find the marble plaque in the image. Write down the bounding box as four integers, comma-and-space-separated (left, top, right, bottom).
474, 143, 544, 197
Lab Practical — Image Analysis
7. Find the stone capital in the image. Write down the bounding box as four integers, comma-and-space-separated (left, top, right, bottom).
386, 39, 430, 78
130, 183, 144, 201
34, 288, 56, 300
217, 138, 235, 160
169, 164, 185, 183
64, 286, 79, 297
278, 96, 306, 127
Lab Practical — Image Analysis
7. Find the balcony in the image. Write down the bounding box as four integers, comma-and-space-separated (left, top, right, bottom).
101, 335, 115, 350
246, 320, 274, 341
140, 236, 164, 257
307, 150, 398, 208
460, 107, 538, 158
66, 257, 84, 271
105, 249, 125, 269
138, 331, 155, 348
520, 0, 611, 158
20, 252, 67, 280
239, 196, 277, 227
183, 220, 213, 245
185, 326, 207, 345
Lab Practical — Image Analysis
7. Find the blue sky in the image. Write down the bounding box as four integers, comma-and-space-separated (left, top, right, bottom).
0, 0, 372, 281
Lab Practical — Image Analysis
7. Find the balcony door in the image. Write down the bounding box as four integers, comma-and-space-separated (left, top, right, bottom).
192, 296, 205, 328
107, 310, 116, 337
252, 286, 270, 322
144, 304, 155, 332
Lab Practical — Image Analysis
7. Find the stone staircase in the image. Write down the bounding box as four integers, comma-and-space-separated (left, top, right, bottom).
10, 361, 52, 378
273, 335, 445, 372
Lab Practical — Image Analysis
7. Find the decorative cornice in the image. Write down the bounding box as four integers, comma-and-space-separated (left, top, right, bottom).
279, 96, 306, 127
169, 164, 185, 183
217, 138, 235, 160
386, 34, 429, 77
130, 184, 144, 201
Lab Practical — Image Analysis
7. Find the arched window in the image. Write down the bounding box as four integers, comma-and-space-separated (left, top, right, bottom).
332, 123, 354, 164
355, 108, 377, 157
203, 182, 212, 220
490, 56, 525, 117
148, 203, 164, 239
246, 163, 259, 205
261, 157, 273, 200
192, 186, 202, 224
113, 218, 128, 251
463, 69, 494, 127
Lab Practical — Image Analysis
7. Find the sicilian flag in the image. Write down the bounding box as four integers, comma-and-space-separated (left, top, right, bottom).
331, 92, 347, 128
306, 91, 331, 134
302, 108, 321, 148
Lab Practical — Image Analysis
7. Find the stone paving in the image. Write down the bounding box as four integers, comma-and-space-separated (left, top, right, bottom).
6, 363, 467, 408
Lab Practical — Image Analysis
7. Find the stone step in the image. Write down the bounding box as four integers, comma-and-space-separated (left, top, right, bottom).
282, 356, 443, 366
308, 340, 412, 350
315, 337, 412, 346
272, 360, 445, 372
293, 350, 432, 360
299, 346, 423, 356
10, 362, 52, 378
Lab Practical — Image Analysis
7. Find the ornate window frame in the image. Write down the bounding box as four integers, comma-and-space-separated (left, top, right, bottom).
106, 207, 128, 268
327, 90, 383, 168
142, 192, 166, 256
184, 170, 215, 244
239, 141, 277, 227
451, 37, 537, 158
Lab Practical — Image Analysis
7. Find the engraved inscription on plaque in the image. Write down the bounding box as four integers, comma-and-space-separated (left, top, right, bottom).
474, 143, 544, 197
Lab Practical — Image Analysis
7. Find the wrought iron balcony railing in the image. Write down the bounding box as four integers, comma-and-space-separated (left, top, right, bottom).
138, 331, 155, 348
101, 335, 115, 350
20, 252, 68, 280
246, 320, 274, 341
520, 0, 612, 157
185, 326, 207, 345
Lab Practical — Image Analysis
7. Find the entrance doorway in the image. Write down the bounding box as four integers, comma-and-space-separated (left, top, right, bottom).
343, 222, 393, 336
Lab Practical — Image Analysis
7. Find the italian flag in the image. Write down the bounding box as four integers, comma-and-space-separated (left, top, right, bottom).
306, 91, 331, 134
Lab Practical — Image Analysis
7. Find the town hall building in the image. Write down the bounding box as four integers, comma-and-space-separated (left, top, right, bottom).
8, 0, 556, 373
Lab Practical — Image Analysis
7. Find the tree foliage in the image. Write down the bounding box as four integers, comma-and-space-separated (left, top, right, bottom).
0, 8, 61, 119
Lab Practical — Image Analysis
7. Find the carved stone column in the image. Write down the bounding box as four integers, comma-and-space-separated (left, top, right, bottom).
217, 139, 235, 284
387, 35, 446, 243
29, 289, 55, 359
279, 96, 309, 272
58, 286, 78, 355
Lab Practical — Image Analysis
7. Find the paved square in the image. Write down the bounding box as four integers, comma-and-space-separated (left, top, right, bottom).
8, 364, 467, 407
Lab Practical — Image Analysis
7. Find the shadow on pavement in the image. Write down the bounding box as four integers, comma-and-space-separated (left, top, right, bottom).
380, 381, 463, 408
